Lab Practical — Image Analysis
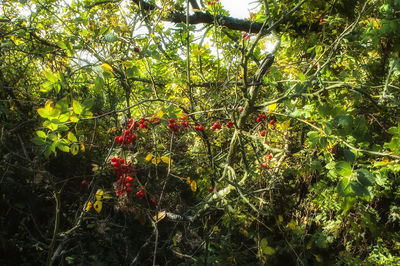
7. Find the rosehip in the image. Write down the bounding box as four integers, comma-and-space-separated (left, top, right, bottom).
260, 130, 266, 137
81, 180, 88, 188
209, 187, 214, 192
226, 121, 234, 128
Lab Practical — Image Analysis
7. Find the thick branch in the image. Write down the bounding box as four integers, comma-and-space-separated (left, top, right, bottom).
132, 0, 267, 34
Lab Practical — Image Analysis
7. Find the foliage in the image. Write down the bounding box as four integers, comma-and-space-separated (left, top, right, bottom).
1, 0, 400, 265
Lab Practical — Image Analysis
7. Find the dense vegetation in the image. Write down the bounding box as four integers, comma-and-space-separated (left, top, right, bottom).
1, 0, 400, 265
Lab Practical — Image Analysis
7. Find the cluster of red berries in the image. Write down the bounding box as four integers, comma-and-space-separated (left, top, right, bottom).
258, 154, 273, 170
195, 125, 204, 131
136, 188, 144, 198
257, 113, 267, 123
207, 0, 218, 5
110, 157, 136, 195
208, 187, 220, 192
168, 117, 190, 132
226, 121, 234, 128
212, 122, 221, 130
242, 33, 250, 40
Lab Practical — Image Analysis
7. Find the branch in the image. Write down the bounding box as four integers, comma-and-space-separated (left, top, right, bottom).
132, 0, 267, 34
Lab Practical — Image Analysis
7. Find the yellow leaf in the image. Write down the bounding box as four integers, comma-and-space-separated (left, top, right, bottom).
190, 180, 197, 192
288, 219, 296, 230
145, 153, 153, 162
151, 157, 161, 165
268, 103, 277, 112
280, 120, 290, 131
278, 215, 283, 222
314, 254, 322, 263
101, 63, 113, 72
153, 211, 167, 221
96, 189, 104, 201
263, 246, 275, 255
85, 201, 93, 211
186, 177, 191, 184
80, 143, 85, 152
92, 164, 99, 172
161, 156, 173, 164
156, 110, 163, 118
204, 43, 209, 48
93, 200, 102, 213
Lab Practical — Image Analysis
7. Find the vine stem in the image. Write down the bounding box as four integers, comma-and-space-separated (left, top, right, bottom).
46, 190, 60, 266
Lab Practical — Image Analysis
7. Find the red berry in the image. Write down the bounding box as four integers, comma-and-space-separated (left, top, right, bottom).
136, 189, 144, 198
126, 182, 131, 187
119, 158, 125, 164
314, 64, 318, 69
238, 107, 243, 113
128, 118, 133, 123
242, 33, 250, 40
209, 187, 214, 192
126, 187, 133, 193
320, 18, 324, 23
268, 154, 273, 159
212, 122, 221, 130
226, 121, 234, 128
257, 117, 261, 123
134, 47, 140, 53
216, 188, 220, 192
269, 120, 275, 125
169, 118, 175, 123
117, 136, 124, 144
180, 116, 186, 121
151, 199, 157, 205
131, 134, 137, 141
126, 176, 134, 182
81, 180, 88, 188
124, 129, 131, 135
260, 130, 266, 137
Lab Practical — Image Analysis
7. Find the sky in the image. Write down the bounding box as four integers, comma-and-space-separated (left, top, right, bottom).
219, 0, 260, 19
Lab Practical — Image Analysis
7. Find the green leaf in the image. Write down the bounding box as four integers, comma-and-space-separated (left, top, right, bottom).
104, 32, 118, 42
32, 136, 46, 145
57, 142, 70, 152
73, 100, 83, 115
337, 178, 351, 196
335, 161, 352, 177
36, 130, 47, 138
350, 181, 370, 197
67, 132, 78, 142
344, 150, 356, 163
356, 169, 375, 187
37, 108, 50, 118
43, 120, 59, 131
71, 143, 79, 155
